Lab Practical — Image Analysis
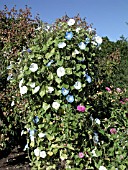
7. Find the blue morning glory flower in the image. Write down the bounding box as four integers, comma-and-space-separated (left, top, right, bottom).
65, 32, 73, 40
27, 49, 32, 53
33, 116, 39, 124
85, 74, 92, 83
85, 37, 90, 44
61, 87, 69, 96
46, 60, 54, 67
66, 95, 74, 103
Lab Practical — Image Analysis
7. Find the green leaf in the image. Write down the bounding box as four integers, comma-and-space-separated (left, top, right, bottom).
55, 77, 62, 84
66, 68, 72, 75
67, 144, 74, 150
42, 102, 50, 111
39, 87, 46, 97
47, 134, 55, 141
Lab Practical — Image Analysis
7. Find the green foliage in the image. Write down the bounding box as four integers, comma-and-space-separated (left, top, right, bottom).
0, 6, 128, 170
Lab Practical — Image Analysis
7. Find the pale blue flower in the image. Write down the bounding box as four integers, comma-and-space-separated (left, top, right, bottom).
65, 32, 73, 40
78, 42, 86, 50
86, 76, 92, 83
29, 130, 35, 136
46, 60, 54, 67
66, 95, 74, 103
33, 116, 39, 124
93, 132, 99, 143
85, 37, 90, 44
58, 42, 66, 48
61, 87, 69, 96
85, 74, 92, 83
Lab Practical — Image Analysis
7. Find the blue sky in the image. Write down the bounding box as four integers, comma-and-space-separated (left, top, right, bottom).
0, 0, 128, 41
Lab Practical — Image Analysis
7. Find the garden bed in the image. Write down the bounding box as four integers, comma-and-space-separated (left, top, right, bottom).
0, 147, 30, 170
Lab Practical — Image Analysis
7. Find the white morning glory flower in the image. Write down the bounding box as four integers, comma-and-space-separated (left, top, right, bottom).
95, 35, 102, 44
74, 81, 81, 90
40, 151, 46, 158
38, 132, 46, 138
95, 118, 100, 125
99, 166, 107, 170
29, 63, 38, 72
33, 86, 40, 94
47, 87, 54, 93
11, 101, 15, 107
20, 86, 28, 95
57, 67, 65, 77
52, 101, 60, 110
74, 49, 80, 54
34, 148, 40, 157
58, 42, 66, 48
78, 42, 86, 50
67, 18, 75, 26
76, 27, 81, 33
30, 82, 36, 88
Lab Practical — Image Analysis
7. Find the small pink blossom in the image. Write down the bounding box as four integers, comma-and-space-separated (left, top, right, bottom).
105, 87, 111, 92
120, 100, 125, 104
78, 152, 84, 158
125, 98, 128, 101
110, 128, 117, 134
77, 105, 86, 112
116, 88, 122, 93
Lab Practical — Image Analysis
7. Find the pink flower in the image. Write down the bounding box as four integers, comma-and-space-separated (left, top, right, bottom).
120, 101, 125, 104
116, 88, 122, 93
125, 98, 128, 101
105, 87, 111, 92
78, 152, 84, 158
77, 105, 86, 112
110, 128, 117, 134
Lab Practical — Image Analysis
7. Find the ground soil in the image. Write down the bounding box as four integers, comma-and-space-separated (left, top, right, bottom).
0, 147, 31, 170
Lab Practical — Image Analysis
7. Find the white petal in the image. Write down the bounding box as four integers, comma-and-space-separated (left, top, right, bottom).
52, 101, 60, 110
40, 151, 46, 158
30, 82, 36, 88
11, 101, 15, 106
38, 133, 46, 138
20, 86, 28, 95
67, 19, 75, 26
57, 67, 65, 77
29, 63, 38, 72
33, 86, 40, 94
34, 148, 40, 157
